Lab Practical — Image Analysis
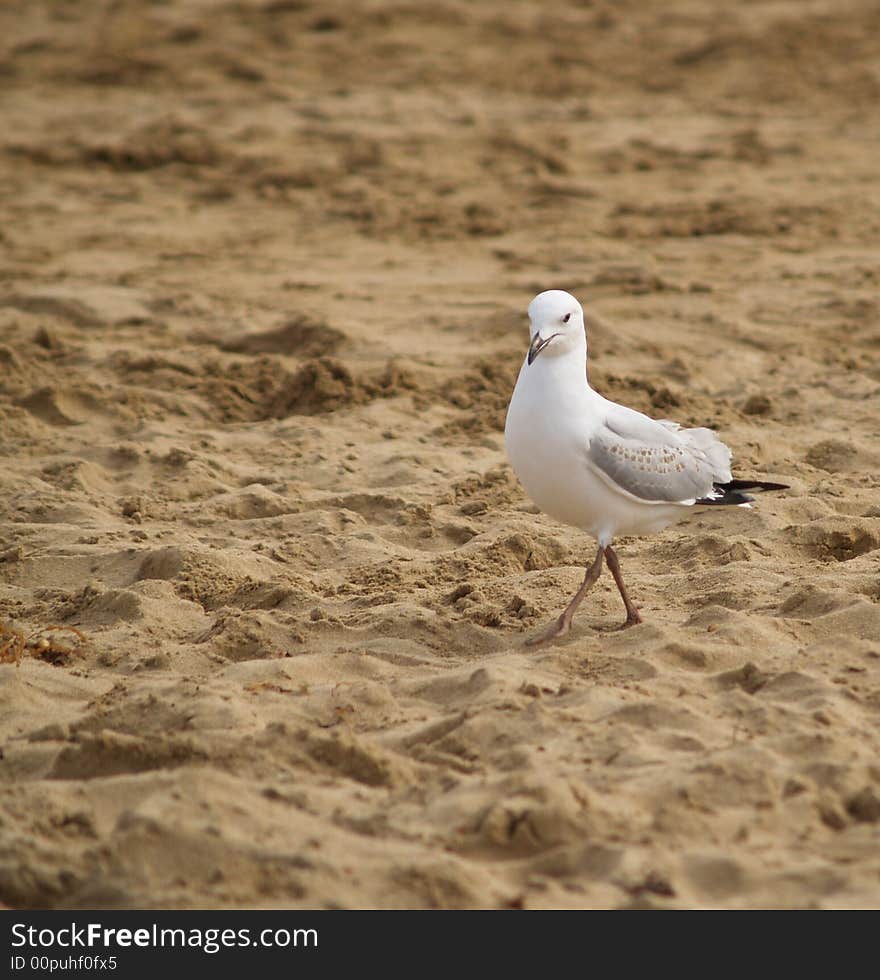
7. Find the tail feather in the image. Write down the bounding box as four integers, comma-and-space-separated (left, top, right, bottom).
696, 478, 789, 507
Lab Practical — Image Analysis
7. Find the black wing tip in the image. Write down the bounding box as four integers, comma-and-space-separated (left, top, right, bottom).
697, 478, 789, 507
723, 479, 790, 493
696, 489, 754, 506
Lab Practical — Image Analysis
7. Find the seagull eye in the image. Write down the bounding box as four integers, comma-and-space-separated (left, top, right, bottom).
562, 313, 571, 323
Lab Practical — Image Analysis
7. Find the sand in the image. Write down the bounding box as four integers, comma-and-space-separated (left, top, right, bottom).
1, 0, 879, 910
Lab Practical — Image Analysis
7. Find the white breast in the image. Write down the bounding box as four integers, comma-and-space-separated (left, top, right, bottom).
504, 358, 686, 544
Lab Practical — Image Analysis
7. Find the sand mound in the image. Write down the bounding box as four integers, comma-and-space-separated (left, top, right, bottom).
1, 0, 879, 910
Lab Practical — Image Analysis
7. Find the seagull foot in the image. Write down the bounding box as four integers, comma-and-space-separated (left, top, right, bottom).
524, 615, 570, 647
613, 610, 642, 631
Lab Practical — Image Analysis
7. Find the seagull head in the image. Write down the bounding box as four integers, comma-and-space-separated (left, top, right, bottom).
526, 290, 585, 365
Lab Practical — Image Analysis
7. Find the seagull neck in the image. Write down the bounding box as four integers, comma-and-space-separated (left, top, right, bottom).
532, 339, 593, 399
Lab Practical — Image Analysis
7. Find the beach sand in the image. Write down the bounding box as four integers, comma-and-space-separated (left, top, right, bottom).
1, 0, 879, 909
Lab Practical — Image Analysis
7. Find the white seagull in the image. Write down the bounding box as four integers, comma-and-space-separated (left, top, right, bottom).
504, 289, 787, 645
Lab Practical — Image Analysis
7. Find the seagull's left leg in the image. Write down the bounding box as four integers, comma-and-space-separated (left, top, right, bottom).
525, 543, 604, 646
604, 544, 642, 628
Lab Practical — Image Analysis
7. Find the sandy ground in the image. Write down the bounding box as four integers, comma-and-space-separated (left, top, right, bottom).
1, 0, 879, 910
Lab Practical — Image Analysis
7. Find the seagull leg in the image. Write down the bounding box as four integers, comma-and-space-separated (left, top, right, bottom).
604, 544, 642, 628
526, 544, 604, 646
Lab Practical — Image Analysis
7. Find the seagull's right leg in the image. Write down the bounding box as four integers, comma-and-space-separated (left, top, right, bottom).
525, 544, 604, 646
604, 543, 642, 628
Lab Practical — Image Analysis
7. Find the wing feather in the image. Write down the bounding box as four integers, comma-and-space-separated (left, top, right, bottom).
586, 404, 732, 504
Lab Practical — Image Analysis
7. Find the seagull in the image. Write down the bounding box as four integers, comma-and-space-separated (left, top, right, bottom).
504, 289, 787, 645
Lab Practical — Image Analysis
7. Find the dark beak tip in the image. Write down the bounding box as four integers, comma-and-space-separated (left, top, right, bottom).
528, 333, 549, 365
527, 334, 548, 364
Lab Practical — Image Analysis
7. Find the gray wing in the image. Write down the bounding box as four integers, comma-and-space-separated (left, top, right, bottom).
587, 404, 733, 504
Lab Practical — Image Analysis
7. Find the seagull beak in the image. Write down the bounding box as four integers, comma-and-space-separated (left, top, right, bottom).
528, 332, 555, 365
